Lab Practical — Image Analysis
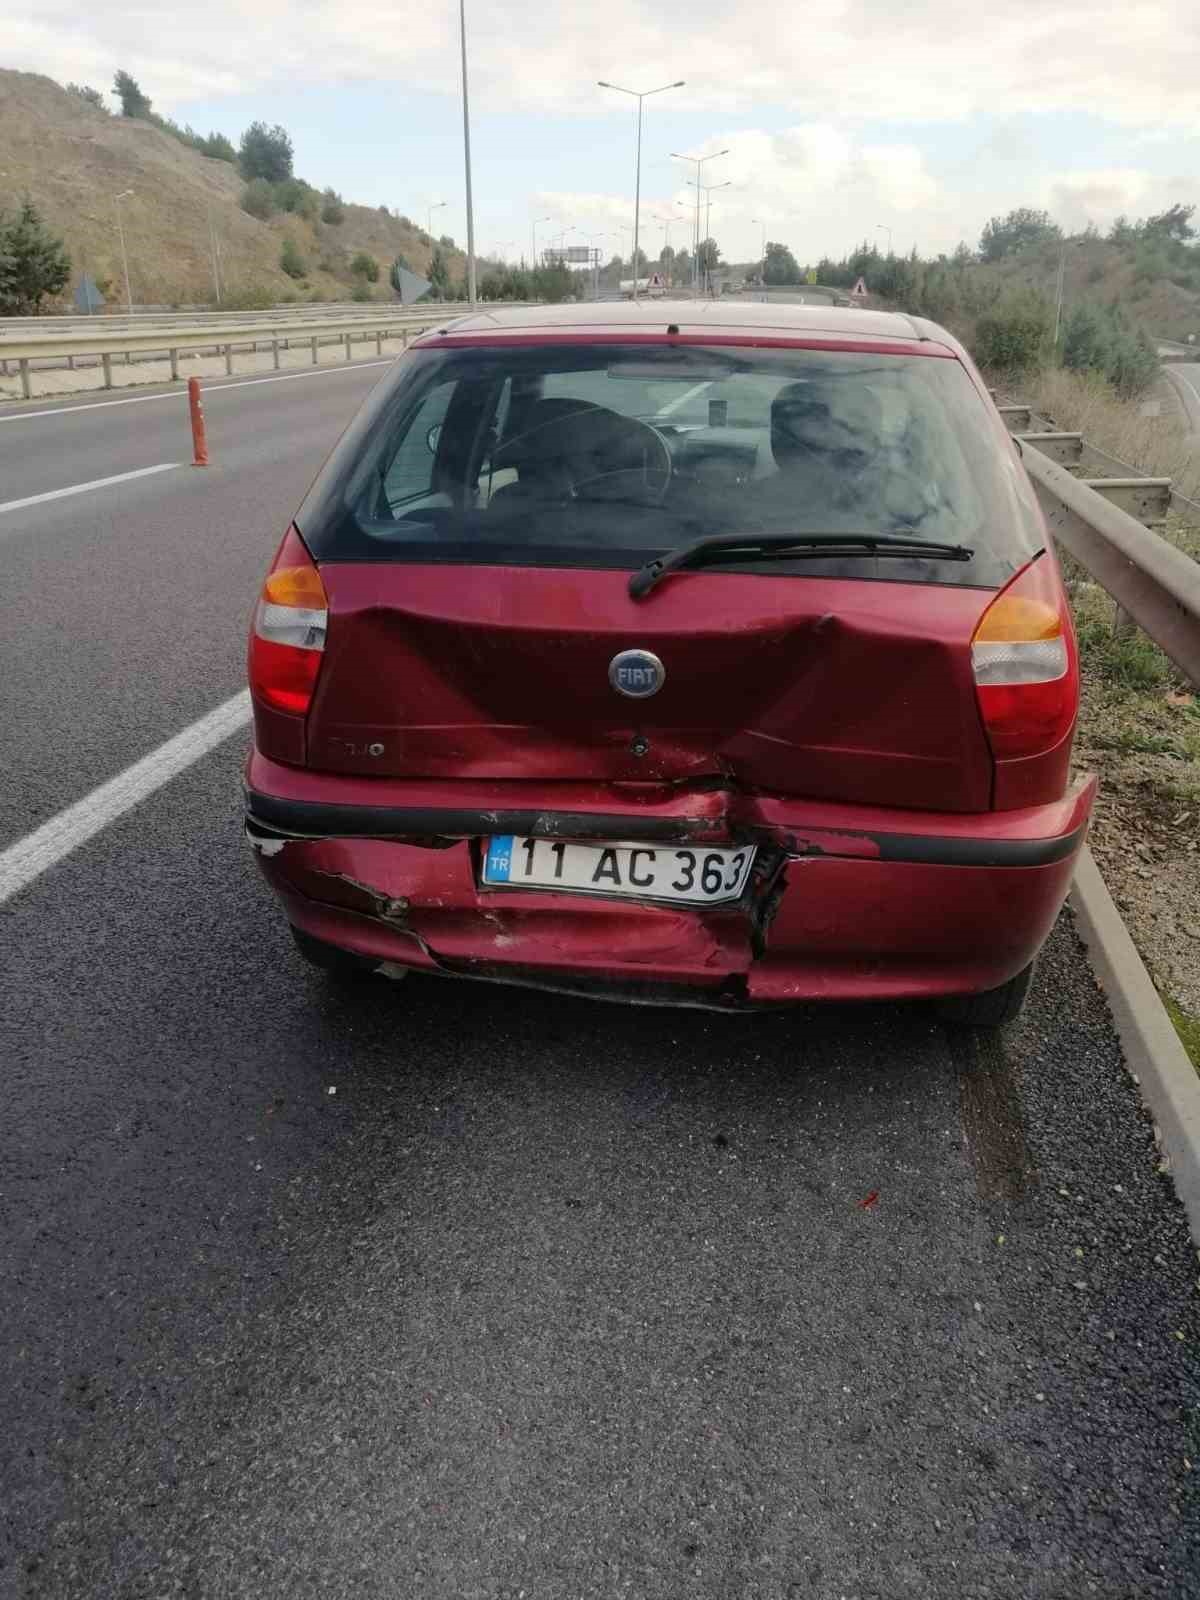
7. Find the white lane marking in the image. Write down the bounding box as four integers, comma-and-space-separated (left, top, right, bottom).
0, 691, 252, 906
0, 462, 180, 516
0, 358, 395, 425
660, 380, 713, 417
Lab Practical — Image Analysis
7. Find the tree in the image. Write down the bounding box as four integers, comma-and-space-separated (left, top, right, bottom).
280, 237, 307, 279
979, 207, 1061, 262
320, 188, 345, 225
972, 290, 1052, 373
351, 252, 380, 283
0, 199, 71, 315
112, 70, 151, 118
673, 247, 692, 286
438, 234, 456, 250
763, 241, 802, 285
238, 121, 294, 183
428, 247, 451, 299
66, 84, 107, 111
1142, 203, 1195, 244
240, 179, 275, 221
198, 132, 236, 163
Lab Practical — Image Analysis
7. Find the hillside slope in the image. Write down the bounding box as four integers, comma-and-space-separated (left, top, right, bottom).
964, 236, 1200, 345
0, 70, 463, 307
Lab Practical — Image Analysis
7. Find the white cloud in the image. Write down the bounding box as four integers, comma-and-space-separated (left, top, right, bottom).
8, 0, 1199, 127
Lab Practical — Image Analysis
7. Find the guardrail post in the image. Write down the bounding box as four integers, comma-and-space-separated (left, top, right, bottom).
67, 355, 75, 371
343, 333, 352, 361
402, 329, 409, 349
224, 344, 233, 376
19, 359, 32, 401
375, 329, 382, 355
311, 336, 319, 365
101, 354, 113, 389
272, 338, 280, 371
169, 347, 179, 382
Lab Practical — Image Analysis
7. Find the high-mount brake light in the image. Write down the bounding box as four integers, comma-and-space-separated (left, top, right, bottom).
971, 554, 1077, 761
248, 526, 327, 716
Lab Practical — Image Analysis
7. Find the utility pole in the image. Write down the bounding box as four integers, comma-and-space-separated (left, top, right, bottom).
114, 190, 134, 313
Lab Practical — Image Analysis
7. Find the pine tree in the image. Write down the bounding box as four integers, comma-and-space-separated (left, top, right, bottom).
0, 199, 71, 315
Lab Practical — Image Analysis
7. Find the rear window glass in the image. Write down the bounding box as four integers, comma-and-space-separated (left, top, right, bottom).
298, 342, 1041, 587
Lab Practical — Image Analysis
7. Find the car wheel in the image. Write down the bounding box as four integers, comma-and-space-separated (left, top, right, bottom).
290, 925, 383, 983
938, 962, 1034, 1029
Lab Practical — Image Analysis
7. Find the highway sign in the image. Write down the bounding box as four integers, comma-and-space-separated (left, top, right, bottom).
74, 275, 104, 314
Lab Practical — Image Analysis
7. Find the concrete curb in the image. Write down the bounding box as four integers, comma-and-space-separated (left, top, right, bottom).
1070, 846, 1200, 1246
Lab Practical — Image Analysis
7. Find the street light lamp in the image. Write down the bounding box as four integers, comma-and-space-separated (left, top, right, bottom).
599, 78, 685, 300
428, 200, 447, 245
671, 149, 728, 289
875, 223, 893, 257
113, 189, 134, 314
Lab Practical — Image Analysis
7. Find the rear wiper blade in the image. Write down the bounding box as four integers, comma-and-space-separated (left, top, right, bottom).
628, 531, 974, 599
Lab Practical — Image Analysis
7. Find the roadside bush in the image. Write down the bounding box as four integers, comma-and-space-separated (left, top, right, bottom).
350, 282, 372, 302
66, 83, 108, 111
218, 284, 276, 311
240, 178, 275, 221
351, 251, 379, 282
1062, 302, 1160, 396
972, 291, 1052, 373
320, 188, 345, 225
280, 238, 307, 279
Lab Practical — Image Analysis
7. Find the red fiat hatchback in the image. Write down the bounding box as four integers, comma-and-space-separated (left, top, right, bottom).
245, 302, 1093, 1026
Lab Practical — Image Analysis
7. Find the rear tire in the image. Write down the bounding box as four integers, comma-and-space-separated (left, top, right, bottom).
938, 962, 1034, 1029
290, 926, 381, 983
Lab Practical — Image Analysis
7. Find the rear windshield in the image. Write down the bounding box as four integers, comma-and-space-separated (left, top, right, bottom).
298, 341, 1042, 587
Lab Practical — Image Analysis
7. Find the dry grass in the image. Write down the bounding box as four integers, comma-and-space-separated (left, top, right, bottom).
1029, 367, 1200, 502
0, 69, 463, 307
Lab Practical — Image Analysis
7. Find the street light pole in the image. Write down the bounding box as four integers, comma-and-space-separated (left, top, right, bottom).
114, 189, 134, 314
599, 78, 685, 300
458, 0, 477, 305
689, 179, 730, 295
428, 200, 446, 242
530, 214, 551, 270
752, 217, 767, 286
671, 149, 728, 292
875, 223, 893, 257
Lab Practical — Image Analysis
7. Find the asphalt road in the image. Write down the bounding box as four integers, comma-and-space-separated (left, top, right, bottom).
1165, 363, 1200, 437
2, 360, 1199, 1599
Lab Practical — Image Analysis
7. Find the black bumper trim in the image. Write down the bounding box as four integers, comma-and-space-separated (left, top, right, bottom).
246, 791, 1087, 870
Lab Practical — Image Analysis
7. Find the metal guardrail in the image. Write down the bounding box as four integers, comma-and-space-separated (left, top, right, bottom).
0, 302, 481, 335
998, 401, 1200, 687
0, 311, 465, 400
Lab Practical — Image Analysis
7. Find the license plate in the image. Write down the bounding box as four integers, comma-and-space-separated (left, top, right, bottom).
482, 836, 755, 905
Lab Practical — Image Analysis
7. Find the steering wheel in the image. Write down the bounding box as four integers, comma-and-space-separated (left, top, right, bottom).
563, 414, 673, 508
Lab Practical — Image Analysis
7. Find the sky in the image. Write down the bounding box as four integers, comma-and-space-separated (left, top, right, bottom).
10, 0, 1200, 268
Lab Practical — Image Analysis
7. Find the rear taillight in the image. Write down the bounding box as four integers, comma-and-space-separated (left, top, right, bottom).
971, 554, 1077, 761
248, 526, 327, 716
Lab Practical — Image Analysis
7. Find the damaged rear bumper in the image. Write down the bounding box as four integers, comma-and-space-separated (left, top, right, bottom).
245, 751, 1095, 1008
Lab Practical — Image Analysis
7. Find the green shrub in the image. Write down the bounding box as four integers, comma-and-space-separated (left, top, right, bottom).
973, 291, 1052, 373
350, 282, 372, 302
280, 237, 307, 279
219, 284, 276, 311
350, 251, 379, 282
320, 188, 345, 225
240, 179, 275, 220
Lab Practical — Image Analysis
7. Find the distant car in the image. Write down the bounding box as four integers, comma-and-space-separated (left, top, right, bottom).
246, 301, 1092, 1027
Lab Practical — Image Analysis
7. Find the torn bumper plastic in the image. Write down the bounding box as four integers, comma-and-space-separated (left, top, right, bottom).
245, 750, 1095, 1008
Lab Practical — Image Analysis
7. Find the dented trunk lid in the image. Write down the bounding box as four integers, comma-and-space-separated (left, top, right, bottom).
303, 562, 996, 812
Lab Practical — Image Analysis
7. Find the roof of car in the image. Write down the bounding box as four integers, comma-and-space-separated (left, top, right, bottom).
417, 298, 950, 348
